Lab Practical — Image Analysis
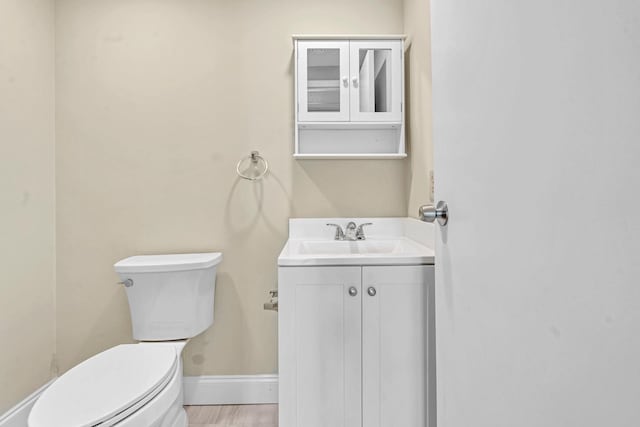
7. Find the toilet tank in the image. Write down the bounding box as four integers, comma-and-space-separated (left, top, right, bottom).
114, 253, 222, 341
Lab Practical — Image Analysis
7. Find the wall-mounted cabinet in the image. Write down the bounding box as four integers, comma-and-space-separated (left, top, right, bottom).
293, 35, 406, 159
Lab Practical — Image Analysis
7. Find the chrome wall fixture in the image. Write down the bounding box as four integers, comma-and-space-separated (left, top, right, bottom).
264, 290, 278, 311
236, 150, 269, 181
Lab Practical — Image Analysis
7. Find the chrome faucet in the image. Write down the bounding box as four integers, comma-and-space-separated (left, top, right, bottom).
355, 223, 372, 240
326, 223, 345, 240
326, 222, 373, 241
344, 221, 357, 240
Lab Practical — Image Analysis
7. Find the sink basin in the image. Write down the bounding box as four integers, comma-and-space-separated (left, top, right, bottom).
278, 218, 435, 266
298, 239, 410, 255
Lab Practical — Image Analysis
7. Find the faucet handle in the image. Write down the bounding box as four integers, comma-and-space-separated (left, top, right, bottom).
355, 223, 373, 240
326, 223, 345, 240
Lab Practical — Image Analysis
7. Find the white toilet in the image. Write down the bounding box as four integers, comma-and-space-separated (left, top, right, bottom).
28, 252, 223, 427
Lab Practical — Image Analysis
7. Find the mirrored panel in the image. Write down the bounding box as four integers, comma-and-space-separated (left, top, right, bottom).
307, 48, 341, 112
358, 49, 392, 113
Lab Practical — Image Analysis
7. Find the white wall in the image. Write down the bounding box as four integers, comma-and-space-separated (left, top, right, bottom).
0, 0, 56, 413
0, 0, 435, 411
54, 0, 408, 377
405, 0, 434, 215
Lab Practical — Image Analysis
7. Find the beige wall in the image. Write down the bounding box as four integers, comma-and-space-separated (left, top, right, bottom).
54, 0, 408, 376
0, 0, 56, 413
404, 0, 434, 215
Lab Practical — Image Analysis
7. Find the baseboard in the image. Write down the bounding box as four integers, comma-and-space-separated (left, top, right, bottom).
0, 379, 56, 427
183, 375, 278, 405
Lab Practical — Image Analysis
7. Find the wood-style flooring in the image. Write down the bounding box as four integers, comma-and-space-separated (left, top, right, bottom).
186, 405, 278, 427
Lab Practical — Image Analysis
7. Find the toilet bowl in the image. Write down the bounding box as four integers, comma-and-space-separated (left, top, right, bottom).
28, 252, 223, 427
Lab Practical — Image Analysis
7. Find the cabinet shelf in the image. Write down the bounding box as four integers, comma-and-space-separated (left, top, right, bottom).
307, 88, 339, 93
308, 80, 340, 89
307, 105, 340, 112
294, 153, 407, 160
298, 122, 401, 130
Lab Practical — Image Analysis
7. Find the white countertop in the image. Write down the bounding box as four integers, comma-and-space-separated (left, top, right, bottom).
278, 217, 435, 266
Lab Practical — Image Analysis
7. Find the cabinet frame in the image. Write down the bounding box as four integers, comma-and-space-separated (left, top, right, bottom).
293, 35, 407, 159
278, 264, 435, 427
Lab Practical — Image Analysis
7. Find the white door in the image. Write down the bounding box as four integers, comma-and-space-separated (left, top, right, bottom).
278, 266, 362, 427
362, 266, 434, 427
349, 41, 403, 122
431, 1, 640, 427
297, 41, 350, 122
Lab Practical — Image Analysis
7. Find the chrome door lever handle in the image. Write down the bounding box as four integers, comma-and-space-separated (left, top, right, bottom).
419, 201, 449, 226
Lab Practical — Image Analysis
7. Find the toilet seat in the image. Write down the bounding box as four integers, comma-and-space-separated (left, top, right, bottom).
28, 344, 178, 427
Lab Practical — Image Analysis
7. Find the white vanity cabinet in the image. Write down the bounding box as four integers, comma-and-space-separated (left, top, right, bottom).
278, 264, 434, 427
294, 36, 406, 159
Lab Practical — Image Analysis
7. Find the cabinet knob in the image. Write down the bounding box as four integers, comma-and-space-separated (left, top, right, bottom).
348, 286, 358, 297
342, 76, 349, 88
352, 76, 359, 88
367, 287, 376, 297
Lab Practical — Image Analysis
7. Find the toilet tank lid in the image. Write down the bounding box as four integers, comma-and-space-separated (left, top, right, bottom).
114, 252, 222, 273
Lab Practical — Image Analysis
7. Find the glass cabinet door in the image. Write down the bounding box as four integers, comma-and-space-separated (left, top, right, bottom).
349, 41, 403, 122
297, 41, 350, 122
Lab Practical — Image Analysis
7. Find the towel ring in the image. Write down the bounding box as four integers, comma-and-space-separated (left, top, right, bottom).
236, 151, 269, 181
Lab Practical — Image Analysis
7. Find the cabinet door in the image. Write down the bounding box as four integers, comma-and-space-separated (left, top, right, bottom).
349, 41, 403, 122
297, 41, 350, 122
362, 265, 435, 427
278, 266, 362, 427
